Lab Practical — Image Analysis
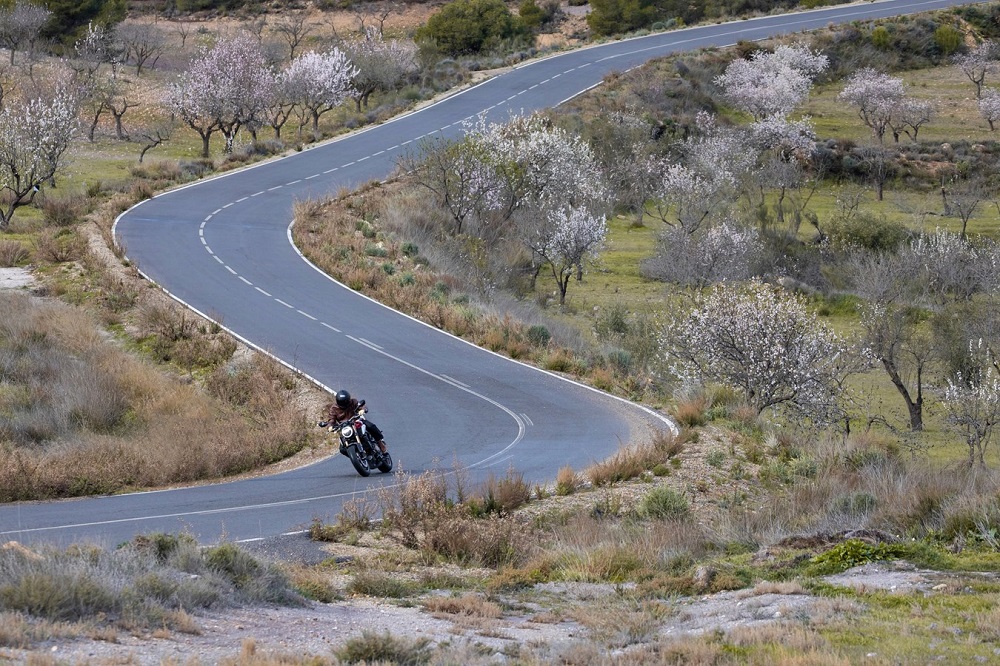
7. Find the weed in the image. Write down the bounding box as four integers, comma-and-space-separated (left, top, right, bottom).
0, 240, 29, 267
348, 572, 417, 598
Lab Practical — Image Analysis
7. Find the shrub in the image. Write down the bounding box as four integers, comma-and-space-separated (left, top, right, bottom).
0, 240, 29, 267
335, 630, 432, 665
349, 572, 417, 598
640, 486, 690, 520
477, 467, 532, 514
527, 324, 551, 347
38, 193, 88, 227
417, 0, 527, 56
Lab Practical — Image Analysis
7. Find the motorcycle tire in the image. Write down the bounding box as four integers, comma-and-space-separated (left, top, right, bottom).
347, 445, 371, 477
377, 451, 393, 473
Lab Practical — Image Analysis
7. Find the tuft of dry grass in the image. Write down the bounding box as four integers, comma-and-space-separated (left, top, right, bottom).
0, 239, 29, 267
587, 430, 684, 487
422, 593, 502, 619
555, 465, 580, 496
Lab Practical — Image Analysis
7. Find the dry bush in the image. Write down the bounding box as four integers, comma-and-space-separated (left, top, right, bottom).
137, 301, 196, 342
422, 593, 502, 618
572, 597, 672, 649
376, 470, 451, 550
0, 239, 29, 267
38, 193, 89, 227
475, 466, 531, 514
424, 512, 533, 568
33, 228, 86, 264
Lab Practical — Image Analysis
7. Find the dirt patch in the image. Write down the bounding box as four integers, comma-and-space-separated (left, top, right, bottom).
0, 267, 35, 290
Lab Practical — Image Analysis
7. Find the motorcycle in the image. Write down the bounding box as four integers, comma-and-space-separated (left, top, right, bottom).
318, 401, 393, 477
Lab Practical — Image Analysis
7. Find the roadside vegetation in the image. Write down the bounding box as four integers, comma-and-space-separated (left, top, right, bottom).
6, 0, 1000, 661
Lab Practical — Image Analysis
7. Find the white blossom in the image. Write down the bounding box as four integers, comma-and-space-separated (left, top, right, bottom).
167, 33, 273, 156
715, 44, 828, 120
664, 279, 850, 419
283, 48, 357, 132
0, 87, 79, 228
838, 68, 906, 143
979, 87, 1000, 131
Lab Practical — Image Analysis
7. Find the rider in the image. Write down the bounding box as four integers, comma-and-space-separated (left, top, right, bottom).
324, 389, 388, 453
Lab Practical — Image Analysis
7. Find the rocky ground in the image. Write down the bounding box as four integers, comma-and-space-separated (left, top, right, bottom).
0, 537, 979, 665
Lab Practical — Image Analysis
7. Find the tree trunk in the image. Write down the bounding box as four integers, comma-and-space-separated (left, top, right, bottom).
881, 357, 923, 431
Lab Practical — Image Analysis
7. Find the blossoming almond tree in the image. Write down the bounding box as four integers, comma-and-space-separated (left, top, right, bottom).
838, 68, 907, 144
524, 205, 607, 305
0, 88, 79, 229
714, 44, 828, 120
943, 340, 1000, 467
167, 34, 273, 156
283, 48, 357, 132
341, 28, 416, 112
664, 280, 855, 423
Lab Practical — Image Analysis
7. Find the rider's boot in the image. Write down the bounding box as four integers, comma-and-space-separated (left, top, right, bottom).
378, 440, 388, 454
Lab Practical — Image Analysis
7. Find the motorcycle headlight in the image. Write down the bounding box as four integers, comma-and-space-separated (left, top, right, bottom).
340, 425, 354, 438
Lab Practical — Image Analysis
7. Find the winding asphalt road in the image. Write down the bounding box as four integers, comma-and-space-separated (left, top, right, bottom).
0, 0, 980, 547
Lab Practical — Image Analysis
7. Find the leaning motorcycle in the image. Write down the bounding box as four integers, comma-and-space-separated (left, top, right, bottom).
319, 402, 393, 477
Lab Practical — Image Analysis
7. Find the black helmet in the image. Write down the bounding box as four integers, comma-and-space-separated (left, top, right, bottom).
335, 390, 352, 408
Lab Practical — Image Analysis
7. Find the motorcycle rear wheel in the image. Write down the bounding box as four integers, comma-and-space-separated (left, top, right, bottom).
347, 445, 371, 477
377, 451, 393, 473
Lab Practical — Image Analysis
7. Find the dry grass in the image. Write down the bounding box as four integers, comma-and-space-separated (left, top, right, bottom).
555, 465, 580, 496
422, 593, 502, 619
0, 292, 308, 500
0, 239, 29, 267
587, 430, 685, 487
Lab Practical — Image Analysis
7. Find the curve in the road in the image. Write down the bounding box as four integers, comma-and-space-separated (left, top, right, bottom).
0, 0, 981, 546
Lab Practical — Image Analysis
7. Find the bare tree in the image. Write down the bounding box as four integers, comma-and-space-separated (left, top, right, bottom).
857, 144, 894, 201
132, 120, 174, 163
272, 13, 315, 61
352, 0, 396, 37
941, 176, 988, 239
0, 0, 49, 66
171, 20, 191, 49
641, 221, 762, 289
954, 41, 998, 100
340, 29, 416, 111
117, 21, 166, 75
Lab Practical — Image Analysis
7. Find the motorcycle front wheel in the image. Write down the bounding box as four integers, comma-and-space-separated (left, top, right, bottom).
347, 445, 371, 477
377, 451, 393, 473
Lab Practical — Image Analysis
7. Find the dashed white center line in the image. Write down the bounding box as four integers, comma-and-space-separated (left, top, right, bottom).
358, 156, 369, 161
198, 228, 204, 237
274, 299, 294, 309
373, 150, 384, 156
297, 310, 317, 321
213, 255, 224, 264
255, 287, 271, 297
222, 203, 233, 208
239, 276, 252, 286
236, 197, 248, 203
225, 266, 237, 275
251, 191, 264, 197
200, 237, 207, 245
213, 208, 222, 214
205, 246, 214, 255
268, 185, 282, 191
529, 84, 538, 89
389, 144, 399, 150
343, 161, 355, 167
323, 168, 338, 174
321, 322, 341, 333
286, 180, 301, 185
305, 174, 319, 179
